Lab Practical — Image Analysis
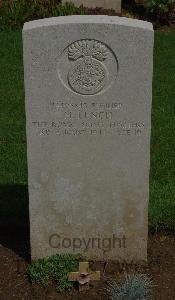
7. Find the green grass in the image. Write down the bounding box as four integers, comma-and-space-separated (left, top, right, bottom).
0, 30, 175, 229
149, 32, 175, 229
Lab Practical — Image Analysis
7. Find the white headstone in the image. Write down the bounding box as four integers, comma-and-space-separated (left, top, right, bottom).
62, 0, 121, 13
23, 16, 154, 261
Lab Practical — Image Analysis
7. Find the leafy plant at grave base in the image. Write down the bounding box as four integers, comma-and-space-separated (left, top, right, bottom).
145, 0, 175, 24
27, 253, 82, 292
105, 274, 153, 300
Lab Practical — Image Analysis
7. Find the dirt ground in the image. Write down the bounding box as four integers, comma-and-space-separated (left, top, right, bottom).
0, 222, 174, 300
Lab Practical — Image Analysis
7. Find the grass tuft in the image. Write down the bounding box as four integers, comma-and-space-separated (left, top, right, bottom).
106, 274, 153, 300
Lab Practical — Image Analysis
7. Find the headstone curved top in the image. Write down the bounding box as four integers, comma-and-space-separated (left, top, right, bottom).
23, 15, 154, 261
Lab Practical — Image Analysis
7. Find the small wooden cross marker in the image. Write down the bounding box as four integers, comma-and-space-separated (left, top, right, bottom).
68, 262, 100, 292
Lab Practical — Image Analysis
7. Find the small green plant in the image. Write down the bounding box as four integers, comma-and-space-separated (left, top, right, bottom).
145, 0, 175, 24
106, 274, 153, 300
27, 253, 82, 292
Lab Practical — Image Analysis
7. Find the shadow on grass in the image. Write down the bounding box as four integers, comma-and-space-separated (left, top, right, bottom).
0, 185, 31, 261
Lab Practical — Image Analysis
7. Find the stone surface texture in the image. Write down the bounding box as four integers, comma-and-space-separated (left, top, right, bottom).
23, 16, 154, 261
62, 0, 121, 13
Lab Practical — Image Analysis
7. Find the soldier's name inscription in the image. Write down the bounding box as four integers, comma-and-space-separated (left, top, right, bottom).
32, 100, 145, 137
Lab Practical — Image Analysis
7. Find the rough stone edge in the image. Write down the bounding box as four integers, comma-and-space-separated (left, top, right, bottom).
23, 15, 153, 32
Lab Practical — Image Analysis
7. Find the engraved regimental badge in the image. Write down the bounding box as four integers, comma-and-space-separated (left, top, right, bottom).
68, 40, 108, 95
57, 39, 118, 95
